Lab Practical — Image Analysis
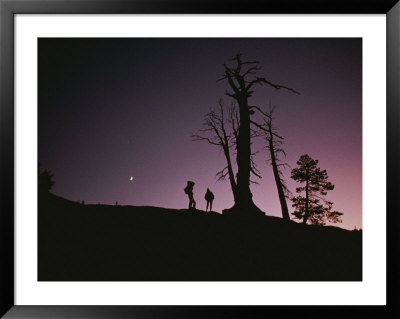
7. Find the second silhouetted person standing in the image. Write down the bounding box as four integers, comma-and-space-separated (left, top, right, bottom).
205, 188, 214, 212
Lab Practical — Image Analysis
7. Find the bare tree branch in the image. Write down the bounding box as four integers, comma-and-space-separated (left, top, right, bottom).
250, 120, 269, 133
250, 163, 262, 179
249, 105, 271, 118
246, 77, 300, 94
191, 134, 220, 146
216, 166, 229, 181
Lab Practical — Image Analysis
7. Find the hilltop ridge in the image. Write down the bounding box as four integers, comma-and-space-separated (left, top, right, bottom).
39, 192, 362, 281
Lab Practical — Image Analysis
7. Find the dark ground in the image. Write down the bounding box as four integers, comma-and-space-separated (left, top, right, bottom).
38, 192, 362, 281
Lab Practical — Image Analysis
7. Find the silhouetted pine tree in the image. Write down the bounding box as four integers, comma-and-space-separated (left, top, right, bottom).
290, 154, 343, 225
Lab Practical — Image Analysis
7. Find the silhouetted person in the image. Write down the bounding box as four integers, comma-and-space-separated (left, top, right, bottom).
184, 181, 196, 210
205, 188, 214, 212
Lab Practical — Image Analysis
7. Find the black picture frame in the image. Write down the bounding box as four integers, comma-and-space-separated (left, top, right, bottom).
1, 0, 399, 318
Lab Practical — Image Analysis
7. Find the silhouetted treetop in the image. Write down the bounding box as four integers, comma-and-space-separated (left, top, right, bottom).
38, 164, 55, 193
217, 54, 300, 98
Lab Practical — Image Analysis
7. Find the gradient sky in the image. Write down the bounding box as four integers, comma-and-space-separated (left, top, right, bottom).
38, 38, 362, 230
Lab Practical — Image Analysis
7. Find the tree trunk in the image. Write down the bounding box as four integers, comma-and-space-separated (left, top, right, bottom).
234, 96, 256, 211
303, 179, 309, 224
223, 145, 238, 203
268, 138, 290, 220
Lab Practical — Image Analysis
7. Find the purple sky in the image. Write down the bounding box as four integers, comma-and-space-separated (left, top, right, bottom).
39, 38, 362, 230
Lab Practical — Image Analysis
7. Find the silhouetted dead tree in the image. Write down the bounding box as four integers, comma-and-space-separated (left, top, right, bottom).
217, 54, 299, 215
192, 99, 239, 202
261, 106, 292, 221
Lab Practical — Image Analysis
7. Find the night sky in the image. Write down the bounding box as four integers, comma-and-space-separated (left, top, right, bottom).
38, 38, 362, 230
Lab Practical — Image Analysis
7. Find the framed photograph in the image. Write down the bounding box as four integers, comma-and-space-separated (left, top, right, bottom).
1, 0, 399, 318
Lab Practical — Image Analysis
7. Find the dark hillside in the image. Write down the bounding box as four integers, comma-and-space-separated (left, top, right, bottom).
38, 192, 362, 281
